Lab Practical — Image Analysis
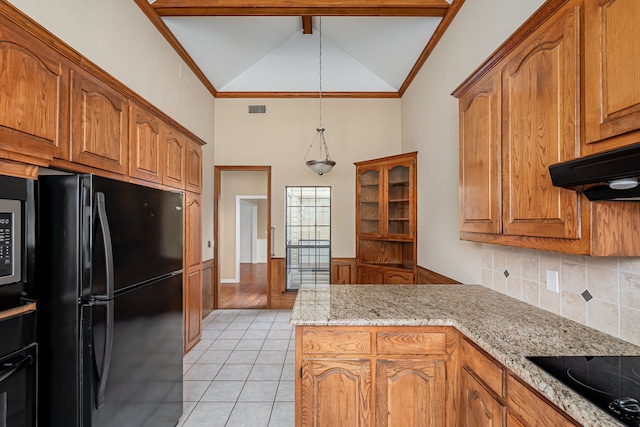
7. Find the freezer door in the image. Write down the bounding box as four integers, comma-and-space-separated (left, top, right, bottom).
85, 175, 183, 296
81, 274, 183, 427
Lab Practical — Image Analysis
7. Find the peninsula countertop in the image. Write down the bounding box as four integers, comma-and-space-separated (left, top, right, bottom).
290, 283, 640, 427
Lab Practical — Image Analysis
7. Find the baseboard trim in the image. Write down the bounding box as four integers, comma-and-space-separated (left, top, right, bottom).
416, 265, 460, 284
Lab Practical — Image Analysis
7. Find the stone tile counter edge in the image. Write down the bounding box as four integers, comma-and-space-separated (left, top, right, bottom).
290, 283, 640, 427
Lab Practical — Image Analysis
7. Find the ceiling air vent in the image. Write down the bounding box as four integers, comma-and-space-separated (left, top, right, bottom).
248, 105, 266, 114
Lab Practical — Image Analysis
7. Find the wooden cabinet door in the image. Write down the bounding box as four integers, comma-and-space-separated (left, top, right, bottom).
458, 70, 501, 234
184, 266, 202, 352
184, 192, 202, 352
501, 4, 580, 239
357, 166, 383, 236
162, 125, 186, 189
376, 359, 446, 427
461, 368, 505, 427
386, 161, 414, 238
358, 265, 384, 284
0, 17, 69, 163
129, 103, 162, 183
186, 193, 202, 269
584, 0, 640, 152
186, 139, 203, 193
506, 374, 576, 427
300, 358, 373, 427
506, 413, 526, 427
70, 69, 128, 174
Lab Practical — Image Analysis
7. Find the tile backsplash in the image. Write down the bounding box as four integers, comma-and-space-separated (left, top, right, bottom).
481, 244, 640, 347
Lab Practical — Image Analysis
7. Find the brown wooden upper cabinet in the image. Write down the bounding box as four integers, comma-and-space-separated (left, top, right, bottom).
161, 124, 186, 190
458, 71, 502, 235
129, 102, 162, 184
584, 0, 640, 154
186, 139, 203, 193
0, 14, 69, 164
454, 0, 640, 255
501, 3, 580, 240
70, 68, 129, 175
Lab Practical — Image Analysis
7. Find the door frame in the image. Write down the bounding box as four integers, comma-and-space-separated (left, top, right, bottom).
213, 165, 272, 309
234, 195, 268, 281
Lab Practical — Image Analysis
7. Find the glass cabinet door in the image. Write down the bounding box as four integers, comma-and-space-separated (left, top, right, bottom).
387, 165, 411, 236
359, 169, 380, 234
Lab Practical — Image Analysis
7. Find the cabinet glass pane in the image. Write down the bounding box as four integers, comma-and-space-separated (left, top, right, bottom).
360, 170, 380, 234
388, 165, 410, 235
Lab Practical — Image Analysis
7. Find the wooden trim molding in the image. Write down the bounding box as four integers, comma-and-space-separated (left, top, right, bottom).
416, 266, 460, 284
0, 303, 37, 320
399, 0, 465, 96
215, 91, 401, 99
152, 0, 450, 17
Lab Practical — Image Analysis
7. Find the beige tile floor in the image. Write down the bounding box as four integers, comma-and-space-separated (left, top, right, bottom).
179, 309, 295, 427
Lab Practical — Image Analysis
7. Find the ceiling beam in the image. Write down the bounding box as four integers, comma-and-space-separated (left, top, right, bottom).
151, 0, 450, 17
302, 16, 313, 34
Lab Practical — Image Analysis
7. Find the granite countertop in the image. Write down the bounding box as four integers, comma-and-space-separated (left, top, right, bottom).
290, 284, 640, 427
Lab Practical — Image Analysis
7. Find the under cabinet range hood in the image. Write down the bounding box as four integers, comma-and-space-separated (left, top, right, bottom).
549, 142, 640, 201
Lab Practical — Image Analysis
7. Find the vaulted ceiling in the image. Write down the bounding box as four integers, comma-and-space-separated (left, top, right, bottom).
136, 0, 463, 97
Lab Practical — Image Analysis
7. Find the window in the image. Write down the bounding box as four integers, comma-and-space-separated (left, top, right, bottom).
285, 187, 331, 290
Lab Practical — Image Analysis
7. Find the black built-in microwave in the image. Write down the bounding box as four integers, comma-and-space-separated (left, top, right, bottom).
0, 175, 35, 310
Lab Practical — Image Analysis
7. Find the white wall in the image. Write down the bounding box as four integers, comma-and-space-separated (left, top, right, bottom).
401, 0, 546, 283
214, 98, 402, 258
9, 0, 217, 260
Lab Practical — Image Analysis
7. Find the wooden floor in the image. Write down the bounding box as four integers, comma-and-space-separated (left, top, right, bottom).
218, 263, 268, 309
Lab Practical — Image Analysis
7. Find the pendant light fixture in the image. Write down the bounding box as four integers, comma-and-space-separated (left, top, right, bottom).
304, 16, 336, 176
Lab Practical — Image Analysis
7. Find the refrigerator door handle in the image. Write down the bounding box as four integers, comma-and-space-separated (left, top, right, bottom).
94, 192, 114, 300
94, 299, 114, 409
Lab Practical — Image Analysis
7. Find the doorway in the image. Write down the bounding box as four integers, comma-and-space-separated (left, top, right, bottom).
214, 166, 271, 309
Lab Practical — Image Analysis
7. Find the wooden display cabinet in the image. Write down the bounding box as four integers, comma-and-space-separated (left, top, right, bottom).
355, 152, 417, 284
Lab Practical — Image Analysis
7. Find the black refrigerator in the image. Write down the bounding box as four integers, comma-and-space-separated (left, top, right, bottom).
34, 174, 183, 427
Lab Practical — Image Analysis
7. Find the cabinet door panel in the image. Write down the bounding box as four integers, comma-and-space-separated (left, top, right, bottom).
0, 20, 69, 161
186, 139, 202, 193
461, 368, 505, 427
459, 70, 501, 234
129, 103, 162, 183
184, 266, 202, 353
501, 5, 580, 239
376, 359, 446, 427
163, 125, 186, 189
70, 69, 128, 174
301, 359, 372, 427
358, 265, 384, 284
585, 0, 640, 150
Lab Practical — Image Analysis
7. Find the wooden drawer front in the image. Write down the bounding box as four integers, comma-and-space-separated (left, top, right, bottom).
302, 330, 371, 355
461, 337, 504, 396
377, 332, 446, 355
506, 374, 577, 427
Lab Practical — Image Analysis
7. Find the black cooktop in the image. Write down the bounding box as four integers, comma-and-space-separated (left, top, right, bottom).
527, 356, 640, 426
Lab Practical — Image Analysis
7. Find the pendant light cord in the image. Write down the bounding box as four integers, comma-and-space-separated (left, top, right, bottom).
303, 16, 333, 164
318, 16, 322, 130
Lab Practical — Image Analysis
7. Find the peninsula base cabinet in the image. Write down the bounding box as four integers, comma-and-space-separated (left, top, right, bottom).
295, 327, 580, 427
296, 326, 454, 427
